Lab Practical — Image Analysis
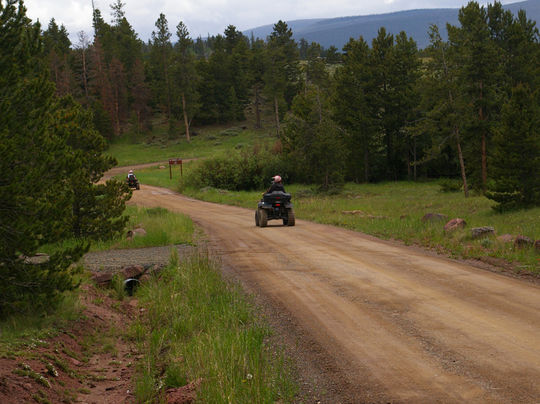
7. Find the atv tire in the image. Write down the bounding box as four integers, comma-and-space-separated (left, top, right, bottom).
255, 210, 260, 226
259, 209, 268, 227
286, 208, 295, 226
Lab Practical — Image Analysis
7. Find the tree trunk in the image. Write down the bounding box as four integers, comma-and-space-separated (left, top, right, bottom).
479, 80, 487, 193
274, 96, 280, 137
481, 131, 487, 193
455, 128, 469, 197
255, 86, 261, 129
413, 137, 417, 181
364, 147, 369, 183
114, 96, 120, 135
82, 47, 88, 100
182, 92, 190, 142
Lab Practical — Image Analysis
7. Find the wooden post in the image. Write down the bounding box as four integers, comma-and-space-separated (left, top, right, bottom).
169, 159, 182, 178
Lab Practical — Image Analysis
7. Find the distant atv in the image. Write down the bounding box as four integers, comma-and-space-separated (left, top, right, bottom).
255, 191, 295, 227
127, 176, 140, 190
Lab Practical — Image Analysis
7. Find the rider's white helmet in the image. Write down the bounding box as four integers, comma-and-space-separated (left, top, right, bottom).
273, 175, 282, 183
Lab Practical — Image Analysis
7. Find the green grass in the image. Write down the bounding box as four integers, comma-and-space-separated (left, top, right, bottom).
131, 249, 297, 403
0, 291, 82, 356
39, 206, 194, 255
107, 125, 275, 166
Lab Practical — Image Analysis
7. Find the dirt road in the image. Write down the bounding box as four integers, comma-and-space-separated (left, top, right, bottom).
130, 184, 540, 403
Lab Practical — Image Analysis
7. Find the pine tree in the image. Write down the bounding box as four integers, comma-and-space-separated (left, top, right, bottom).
371, 28, 396, 179
305, 42, 329, 89
448, 2, 501, 192
486, 84, 540, 210
416, 24, 470, 196
264, 21, 299, 136
149, 13, 173, 125
0, 0, 84, 317
391, 31, 420, 180
42, 18, 73, 96
172, 21, 199, 140
248, 37, 266, 129
333, 37, 379, 182
0, 0, 130, 317
130, 58, 150, 134
283, 86, 348, 188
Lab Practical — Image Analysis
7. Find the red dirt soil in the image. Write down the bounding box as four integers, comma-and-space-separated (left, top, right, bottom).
0, 285, 138, 404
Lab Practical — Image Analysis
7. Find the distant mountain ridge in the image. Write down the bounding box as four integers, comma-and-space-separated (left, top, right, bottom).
243, 0, 540, 49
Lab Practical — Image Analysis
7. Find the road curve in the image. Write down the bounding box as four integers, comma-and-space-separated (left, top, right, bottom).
131, 184, 540, 403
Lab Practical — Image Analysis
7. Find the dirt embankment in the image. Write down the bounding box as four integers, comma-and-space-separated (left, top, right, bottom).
0, 284, 138, 404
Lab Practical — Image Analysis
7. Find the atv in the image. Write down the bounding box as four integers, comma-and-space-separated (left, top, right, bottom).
127, 176, 140, 190
255, 191, 295, 227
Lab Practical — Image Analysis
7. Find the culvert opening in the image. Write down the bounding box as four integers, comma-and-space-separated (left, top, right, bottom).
123, 278, 140, 296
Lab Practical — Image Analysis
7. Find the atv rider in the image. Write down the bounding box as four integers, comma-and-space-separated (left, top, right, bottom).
127, 170, 137, 181
266, 175, 285, 194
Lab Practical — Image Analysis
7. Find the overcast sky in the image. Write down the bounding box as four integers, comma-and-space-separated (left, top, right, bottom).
25, 0, 519, 42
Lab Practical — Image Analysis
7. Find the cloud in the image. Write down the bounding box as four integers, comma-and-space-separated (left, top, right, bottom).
23, 0, 518, 42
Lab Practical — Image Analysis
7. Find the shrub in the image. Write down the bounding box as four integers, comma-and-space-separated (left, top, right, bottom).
439, 178, 462, 193
179, 147, 292, 192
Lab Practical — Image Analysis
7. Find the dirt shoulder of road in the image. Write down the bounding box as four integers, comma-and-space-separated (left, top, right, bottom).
0, 283, 139, 404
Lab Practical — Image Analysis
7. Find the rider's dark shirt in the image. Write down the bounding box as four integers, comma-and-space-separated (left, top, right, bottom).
266, 182, 285, 193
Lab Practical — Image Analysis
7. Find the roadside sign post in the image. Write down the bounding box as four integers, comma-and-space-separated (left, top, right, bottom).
168, 158, 183, 179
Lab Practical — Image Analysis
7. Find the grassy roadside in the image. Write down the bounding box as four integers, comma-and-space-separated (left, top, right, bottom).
128, 163, 539, 273
131, 249, 296, 403
38, 206, 194, 255
2, 204, 298, 403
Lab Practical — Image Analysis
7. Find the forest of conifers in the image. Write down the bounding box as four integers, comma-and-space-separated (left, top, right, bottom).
39, 0, 540, 206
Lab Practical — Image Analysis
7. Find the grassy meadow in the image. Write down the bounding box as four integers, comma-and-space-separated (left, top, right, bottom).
107, 124, 275, 166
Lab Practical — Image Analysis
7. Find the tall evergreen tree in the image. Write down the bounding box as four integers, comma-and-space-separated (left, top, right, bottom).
42, 18, 73, 96
333, 37, 379, 182
391, 31, 420, 180
0, 1, 111, 316
486, 84, 540, 210
172, 21, 199, 141
371, 28, 396, 179
283, 86, 348, 188
248, 37, 267, 129
416, 25, 470, 195
448, 2, 501, 192
149, 13, 173, 125
265, 20, 299, 136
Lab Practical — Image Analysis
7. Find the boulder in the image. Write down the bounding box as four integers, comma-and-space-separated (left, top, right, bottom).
444, 218, 466, 232
159, 165, 166, 169
92, 272, 113, 286
497, 234, 514, 244
422, 213, 448, 223
342, 210, 365, 215
122, 265, 144, 279
514, 235, 533, 249
23, 253, 50, 264
133, 228, 147, 237
471, 226, 495, 239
